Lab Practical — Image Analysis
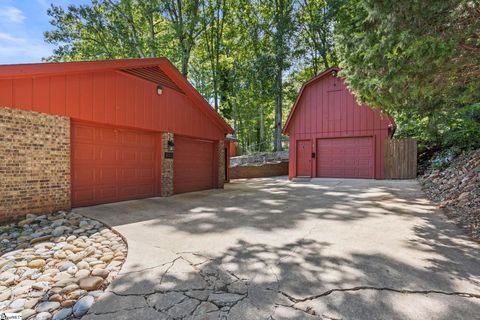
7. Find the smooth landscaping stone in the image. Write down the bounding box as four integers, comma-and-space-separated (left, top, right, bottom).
0, 290, 11, 302
73, 295, 94, 317
79, 276, 103, 291
30, 236, 52, 245
58, 262, 75, 272
91, 268, 108, 279
36, 301, 60, 313
49, 294, 63, 302
60, 300, 76, 308
24, 298, 39, 309
75, 269, 90, 279
52, 307, 72, 320
36, 312, 52, 320
66, 265, 78, 275
21, 308, 36, 319
52, 227, 66, 237
10, 298, 27, 309
0, 272, 15, 285
76, 261, 89, 270
53, 272, 71, 282
87, 290, 104, 298
12, 285, 30, 296
61, 284, 79, 294
28, 259, 46, 269
67, 289, 87, 300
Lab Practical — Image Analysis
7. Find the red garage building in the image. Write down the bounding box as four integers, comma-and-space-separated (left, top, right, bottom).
283, 68, 394, 180
0, 58, 233, 220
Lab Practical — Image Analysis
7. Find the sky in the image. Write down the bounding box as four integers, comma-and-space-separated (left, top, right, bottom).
0, 0, 88, 64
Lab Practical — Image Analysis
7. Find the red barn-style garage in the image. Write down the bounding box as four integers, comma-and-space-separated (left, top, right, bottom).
0, 58, 233, 221
283, 68, 394, 180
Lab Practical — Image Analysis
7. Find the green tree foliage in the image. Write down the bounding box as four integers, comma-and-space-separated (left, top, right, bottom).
335, 0, 480, 149
42, 0, 335, 153
295, 0, 338, 76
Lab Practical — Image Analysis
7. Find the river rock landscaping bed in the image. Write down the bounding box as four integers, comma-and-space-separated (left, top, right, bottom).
0, 211, 127, 319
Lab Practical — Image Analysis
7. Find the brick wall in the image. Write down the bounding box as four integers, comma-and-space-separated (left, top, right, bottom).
217, 140, 225, 188
0, 107, 70, 221
161, 132, 174, 196
230, 161, 289, 179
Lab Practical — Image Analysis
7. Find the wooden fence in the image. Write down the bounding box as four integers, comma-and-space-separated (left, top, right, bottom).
384, 138, 417, 179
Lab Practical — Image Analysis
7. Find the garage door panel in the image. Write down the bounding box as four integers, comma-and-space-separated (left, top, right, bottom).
72, 122, 157, 207
345, 159, 355, 166
74, 143, 95, 161
73, 125, 95, 142
316, 137, 374, 179
96, 127, 117, 144
140, 151, 155, 162
121, 132, 138, 146
358, 159, 371, 166
140, 135, 155, 148
174, 136, 214, 194
73, 189, 95, 204
95, 167, 117, 185
96, 186, 117, 201
138, 167, 155, 179
117, 184, 153, 199
97, 146, 117, 162
73, 166, 94, 185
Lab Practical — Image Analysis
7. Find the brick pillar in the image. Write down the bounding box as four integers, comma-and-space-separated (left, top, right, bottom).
161, 132, 174, 196
217, 140, 225, 188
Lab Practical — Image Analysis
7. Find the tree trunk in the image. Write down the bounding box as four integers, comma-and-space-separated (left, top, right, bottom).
274, 67, 283, 151
213, 76, 219, 111
259, 105, 265, 150
181, 47, 190, 76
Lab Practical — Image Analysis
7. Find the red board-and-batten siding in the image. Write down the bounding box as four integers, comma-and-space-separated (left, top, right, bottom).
283, 68, 393, 179
0, 58, 234, 206
0, 67, 224, 141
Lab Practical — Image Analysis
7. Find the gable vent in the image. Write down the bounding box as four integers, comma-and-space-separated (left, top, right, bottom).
122, 66, 183, 93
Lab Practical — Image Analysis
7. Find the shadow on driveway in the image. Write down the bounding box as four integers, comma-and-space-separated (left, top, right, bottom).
76, 177, 480, 319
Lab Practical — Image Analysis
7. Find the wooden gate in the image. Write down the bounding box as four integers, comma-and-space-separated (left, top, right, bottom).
384, 139, 417, 179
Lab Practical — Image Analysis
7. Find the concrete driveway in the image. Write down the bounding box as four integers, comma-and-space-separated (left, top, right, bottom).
75, 177, 480, 320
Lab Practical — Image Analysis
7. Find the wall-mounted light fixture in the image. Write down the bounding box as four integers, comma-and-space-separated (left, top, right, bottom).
167, 139, 174, 151
156, 85, 163, 95
331, 69, 338, 77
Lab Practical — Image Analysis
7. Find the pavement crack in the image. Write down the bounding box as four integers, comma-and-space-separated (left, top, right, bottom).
278, 223, 318, 263
159, 256, 182, 286
119, 256, 182, 276
110, 290, 154, 297
278, 286, 480, 303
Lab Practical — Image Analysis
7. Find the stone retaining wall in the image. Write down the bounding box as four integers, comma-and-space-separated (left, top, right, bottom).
0, 107, 71, 221
230, 161, 289, 179
230, 151, 289, 167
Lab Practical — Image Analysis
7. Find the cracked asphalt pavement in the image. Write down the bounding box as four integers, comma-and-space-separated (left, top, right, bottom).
75, 177, 480, 319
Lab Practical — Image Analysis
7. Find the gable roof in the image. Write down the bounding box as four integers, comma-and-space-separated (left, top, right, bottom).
0, 58, 234, 134
283, 67, 396, 135
283, 67, 339, 134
